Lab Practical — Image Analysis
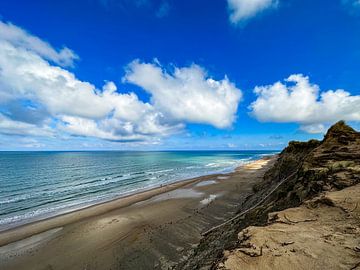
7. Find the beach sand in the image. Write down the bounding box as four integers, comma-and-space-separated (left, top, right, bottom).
0, 156, 276, 270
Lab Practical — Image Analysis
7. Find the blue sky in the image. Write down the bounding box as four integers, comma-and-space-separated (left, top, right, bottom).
0, 0, 359, 150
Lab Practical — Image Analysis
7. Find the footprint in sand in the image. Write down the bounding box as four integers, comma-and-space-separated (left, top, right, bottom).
108, 218, 120, 224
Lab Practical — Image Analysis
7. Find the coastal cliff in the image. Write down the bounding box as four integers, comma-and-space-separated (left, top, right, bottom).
178, 121, 360, 269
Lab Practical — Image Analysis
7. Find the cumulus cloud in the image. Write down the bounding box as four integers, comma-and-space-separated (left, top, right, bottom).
0, 21, 78, 67
250, 74, 360, 133
299, 123, 327, 134
124, 60, 242, 128
0, 20, 241, 145
227, 0, 278, 24
0, 29, 179, 141
0, 114, 54, 137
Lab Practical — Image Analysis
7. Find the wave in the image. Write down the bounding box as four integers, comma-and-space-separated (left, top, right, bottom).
0, 151, 270, 230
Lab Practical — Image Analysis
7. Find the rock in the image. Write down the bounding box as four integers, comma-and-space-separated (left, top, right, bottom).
281, 241, 294, 246
237, 247, 262, 257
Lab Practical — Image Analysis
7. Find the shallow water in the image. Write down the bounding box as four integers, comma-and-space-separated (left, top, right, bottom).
0, 150, 277, 230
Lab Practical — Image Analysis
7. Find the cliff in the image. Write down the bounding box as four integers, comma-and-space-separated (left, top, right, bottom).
177, 121, 360, 269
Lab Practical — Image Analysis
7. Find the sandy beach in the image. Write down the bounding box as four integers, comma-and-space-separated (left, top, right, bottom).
0, 157, 275, 270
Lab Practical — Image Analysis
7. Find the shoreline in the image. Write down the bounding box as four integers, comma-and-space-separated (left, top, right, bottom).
0, 155, 274, 247
0, 155, 272, 232
0, 155, 276, 270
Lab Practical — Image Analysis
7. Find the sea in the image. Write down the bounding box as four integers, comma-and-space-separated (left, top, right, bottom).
0, 150, 277, 231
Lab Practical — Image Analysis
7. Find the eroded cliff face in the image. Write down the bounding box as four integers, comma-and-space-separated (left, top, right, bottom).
177, 121, 360, 270
253, 121, 360, 211
219, 184, 360, 270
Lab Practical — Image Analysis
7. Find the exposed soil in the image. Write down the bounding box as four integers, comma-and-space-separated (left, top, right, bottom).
178, 121, 360, 270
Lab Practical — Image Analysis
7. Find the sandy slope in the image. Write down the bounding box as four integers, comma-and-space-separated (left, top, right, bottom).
220, 183, 360, 270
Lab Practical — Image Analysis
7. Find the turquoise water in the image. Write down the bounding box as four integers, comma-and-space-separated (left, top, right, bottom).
0, 151, 276, 230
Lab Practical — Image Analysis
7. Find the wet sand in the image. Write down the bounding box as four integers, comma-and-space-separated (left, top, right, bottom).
0, 157, 275, 270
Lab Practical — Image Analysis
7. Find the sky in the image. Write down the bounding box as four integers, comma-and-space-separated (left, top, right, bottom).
0, 0, 359, 151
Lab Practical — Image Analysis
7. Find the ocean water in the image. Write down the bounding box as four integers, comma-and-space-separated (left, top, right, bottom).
0, 151, 276, 230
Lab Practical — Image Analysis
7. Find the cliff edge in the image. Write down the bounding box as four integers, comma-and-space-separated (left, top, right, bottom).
177, 121, 360, 269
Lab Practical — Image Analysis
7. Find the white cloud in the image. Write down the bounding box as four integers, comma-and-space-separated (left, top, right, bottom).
0, 21, 78, 67
0, 20, 241, 144
299, 123, 326, 134
59, 114, 182, 142
20, 138, 46, 148
59, 116, 143, 141
124, 60, 242, 129
227, 0, 278, 24
250, 74, 360, 133
0, 36, 180, 141
227, 143, 237, 148
0, 114, 54, 137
